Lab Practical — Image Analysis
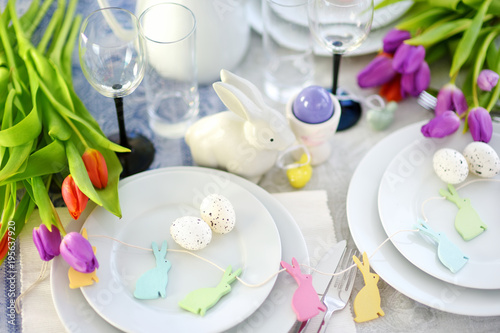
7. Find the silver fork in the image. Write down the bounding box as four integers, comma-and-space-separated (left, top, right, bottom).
417, 90, 437, 111
317, 248, 359, 333
417, 90, 500, 122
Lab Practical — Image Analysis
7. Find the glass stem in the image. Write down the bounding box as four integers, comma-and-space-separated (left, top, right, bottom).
114, 96, 130, 149
332, 53, 342, 96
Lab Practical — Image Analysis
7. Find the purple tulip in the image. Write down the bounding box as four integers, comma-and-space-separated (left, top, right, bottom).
400, 61, 430, 97
468, 107, 493, 143
383, 29, 411, 54
392, 44, 426, 74
435, 83, 468, 116
421, 111, 461, 138
33, 224, 62, 261
60, 232, 99, 273
357, 53, 397, 88
477, 69, 499, 92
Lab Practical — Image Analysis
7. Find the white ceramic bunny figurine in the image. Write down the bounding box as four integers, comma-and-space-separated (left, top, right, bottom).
185, 70, 296, 182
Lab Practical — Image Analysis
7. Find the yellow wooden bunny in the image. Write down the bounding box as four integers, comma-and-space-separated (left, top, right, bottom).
352, 252, 384, 323
68, 228, 99, 289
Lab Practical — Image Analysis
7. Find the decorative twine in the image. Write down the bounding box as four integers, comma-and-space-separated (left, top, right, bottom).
17, 178, 495, 311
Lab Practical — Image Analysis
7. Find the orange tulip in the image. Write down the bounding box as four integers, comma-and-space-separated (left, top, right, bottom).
62, 175, 89, 220
379, 74, 403, 102
82, 148, 108, 189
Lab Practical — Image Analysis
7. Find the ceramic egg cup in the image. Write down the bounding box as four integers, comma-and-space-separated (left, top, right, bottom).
286, 92, 341, 165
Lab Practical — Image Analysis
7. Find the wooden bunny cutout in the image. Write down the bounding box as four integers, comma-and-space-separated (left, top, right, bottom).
352, 252, 384, 323
178, 265, 242, 316
439, 184, 487, 241
185, 69, 296, 182
68, 228, 99, 289
134, 241, 171, 300
281, 257, 326, 322
415, 219, 469, 273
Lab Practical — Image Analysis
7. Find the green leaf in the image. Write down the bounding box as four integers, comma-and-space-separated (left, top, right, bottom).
433, 0, 464, 10
0, 141, 34, 182
405, 18, 471, 48
0, 140, 67, 186
0, 91, 41, 147
31, 177, 56, 230
396, 7, 451, 32
449, 0, 493, 77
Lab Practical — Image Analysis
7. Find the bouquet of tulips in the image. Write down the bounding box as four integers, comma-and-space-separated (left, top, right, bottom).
357, 0, 500, 142
0, 0, 128, 273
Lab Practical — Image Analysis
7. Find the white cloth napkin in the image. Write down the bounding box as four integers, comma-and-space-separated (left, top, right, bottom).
18, 191, 356, 333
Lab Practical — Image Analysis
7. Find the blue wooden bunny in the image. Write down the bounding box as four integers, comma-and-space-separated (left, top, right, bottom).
439, 184, 487, 241
134, 241, 171, 299
415, 219, 469, 273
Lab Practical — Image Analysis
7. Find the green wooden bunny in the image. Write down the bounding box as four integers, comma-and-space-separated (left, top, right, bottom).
179, 265, 242, 316
439, 184, 487, 241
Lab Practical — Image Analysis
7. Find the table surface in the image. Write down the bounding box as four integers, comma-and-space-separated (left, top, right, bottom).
1, 0, 500, 332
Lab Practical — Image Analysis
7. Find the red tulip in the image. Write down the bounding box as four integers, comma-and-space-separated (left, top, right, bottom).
82, 148, 108, 189
0, 228, 9, 261
379, 74, 403, 102
62, 175, 89, 220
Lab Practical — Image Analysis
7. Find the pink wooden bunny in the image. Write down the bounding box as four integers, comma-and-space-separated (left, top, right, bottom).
281, 257, 326, 322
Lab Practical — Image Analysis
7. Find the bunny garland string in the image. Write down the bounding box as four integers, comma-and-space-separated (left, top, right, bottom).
134, 241, 172, 300
439, 184, 487, 241
281, 257, 326, 322
352, 252, 385, 323
179, 265, 242, 316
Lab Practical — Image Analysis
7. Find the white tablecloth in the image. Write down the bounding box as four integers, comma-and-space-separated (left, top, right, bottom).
18, 191, 356, 333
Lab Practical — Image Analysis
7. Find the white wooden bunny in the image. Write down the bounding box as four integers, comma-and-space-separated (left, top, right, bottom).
185, 70, 296, 182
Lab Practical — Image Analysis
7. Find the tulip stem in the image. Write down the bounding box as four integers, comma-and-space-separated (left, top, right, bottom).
332, 53, 342, 95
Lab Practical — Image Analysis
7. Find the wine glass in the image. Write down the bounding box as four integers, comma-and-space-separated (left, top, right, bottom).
79, 7, 155, 177
308, 0, 374, 131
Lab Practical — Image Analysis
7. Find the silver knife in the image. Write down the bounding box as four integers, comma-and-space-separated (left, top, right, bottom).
288, 240, 347, 333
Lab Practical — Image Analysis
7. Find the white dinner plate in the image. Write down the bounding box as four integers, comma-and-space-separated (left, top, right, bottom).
378, 126, 500, 289
51, 167, 309, 332
79, 169, 281, 332
246, 0, 412, 57
347, 121, 500, 316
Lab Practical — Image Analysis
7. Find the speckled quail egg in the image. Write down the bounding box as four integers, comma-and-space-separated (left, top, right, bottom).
200, 194, 235, 234
170, 216, 212, 250
463, 141, 500, 178
433, 148, 469, 184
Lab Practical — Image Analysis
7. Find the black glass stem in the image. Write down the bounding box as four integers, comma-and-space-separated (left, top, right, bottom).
332, 53, 341, 97
110, 84, 155, 178
331, 53, 362, 131
113, 94, 130, 149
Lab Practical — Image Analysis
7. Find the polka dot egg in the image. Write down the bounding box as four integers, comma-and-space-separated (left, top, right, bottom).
433, 148, 469, 184
170, 216, 212, 250
200, 194, 236, 234
463, 141, 500, 178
